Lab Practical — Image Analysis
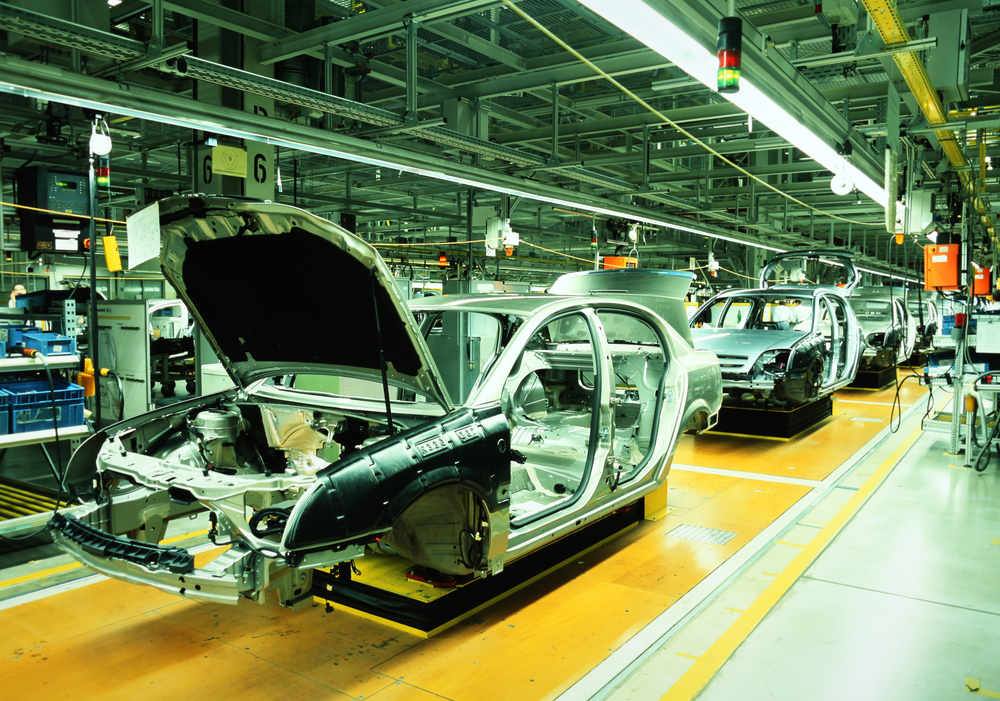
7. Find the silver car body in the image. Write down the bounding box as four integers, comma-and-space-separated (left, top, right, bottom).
50, 197, 721, 609
690, 251, 863, 405
907, 295, 941, 349
849, 288, 918, 368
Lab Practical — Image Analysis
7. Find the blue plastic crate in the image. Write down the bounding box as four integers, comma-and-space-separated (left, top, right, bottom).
0, 379, 84, 433
0, 409, 7, 436
0, 339, 5, 357
9, 398, 84, 433
0, 324, 33, 345
21, 331, 76, 356
0, 379, 85, 405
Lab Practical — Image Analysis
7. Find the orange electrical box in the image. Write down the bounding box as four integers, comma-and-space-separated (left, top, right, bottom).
603, 256, 637, 270
924, 244, 960, 290
973, 264, 991, 296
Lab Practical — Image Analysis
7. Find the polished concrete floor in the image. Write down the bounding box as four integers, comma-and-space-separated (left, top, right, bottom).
2, 376, 997, 700
587, 388, 1000, 701
689, 429, 1000, 701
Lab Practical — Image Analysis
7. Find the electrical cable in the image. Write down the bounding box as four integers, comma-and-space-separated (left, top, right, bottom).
888, 373, 921, 434
101, 369, 125, 421
36, 351, 65, 508
500, 0, 884, 228
65, 255, 90, 301
0, 200, 125, 226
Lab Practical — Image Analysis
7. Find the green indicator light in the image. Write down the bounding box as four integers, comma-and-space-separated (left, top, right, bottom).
717, 67, 740, 92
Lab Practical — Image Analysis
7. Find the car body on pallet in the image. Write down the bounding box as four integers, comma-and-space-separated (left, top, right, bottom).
848, 288, 918, 369
50, 196, 722, 609
907, 295, 940, 351
688, 250, 863, 405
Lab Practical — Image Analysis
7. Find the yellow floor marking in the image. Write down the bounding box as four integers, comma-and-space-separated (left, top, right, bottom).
948, 464, 967, 470
159, 529, 209, 546
707, 431, 790, 442
0, 562, 82, 590
675, 653, 700, 660
662, 424, 923, 701
775, 541, 806, 548
722, 607, 744, 613
966, 677, 1000, 698
760, 572, 779, 577
991, 539, 1000, 546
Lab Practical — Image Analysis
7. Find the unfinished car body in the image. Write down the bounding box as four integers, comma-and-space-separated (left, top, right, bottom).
49, 197, 721, 609
907, 295, 940, 351
849, 288, 918, 369
689, 251, 863, 405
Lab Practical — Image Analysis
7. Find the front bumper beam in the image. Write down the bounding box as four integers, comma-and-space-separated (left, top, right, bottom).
49, 512, 255, 605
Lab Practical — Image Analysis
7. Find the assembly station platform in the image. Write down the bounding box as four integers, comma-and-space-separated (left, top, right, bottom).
5, 373, 987, 701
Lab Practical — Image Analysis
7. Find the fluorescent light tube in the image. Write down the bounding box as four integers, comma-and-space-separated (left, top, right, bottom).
0, 71, 787, 255
576, 0, 888, 208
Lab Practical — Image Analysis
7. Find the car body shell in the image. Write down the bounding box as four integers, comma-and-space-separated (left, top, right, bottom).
49, 197, 722, 609
689, 251, 863, 405
849, 288, 918, 369
907, 296, 940, 350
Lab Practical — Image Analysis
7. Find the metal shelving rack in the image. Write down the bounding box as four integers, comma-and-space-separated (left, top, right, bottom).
0, 307, 90, 535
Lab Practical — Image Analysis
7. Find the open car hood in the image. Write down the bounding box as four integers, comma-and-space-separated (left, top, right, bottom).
152, 196, 452, 409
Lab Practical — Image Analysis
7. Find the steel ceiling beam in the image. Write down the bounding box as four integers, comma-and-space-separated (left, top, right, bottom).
258, 0, 513, 65
362, 39, 652, 103
0, 52, 788, 255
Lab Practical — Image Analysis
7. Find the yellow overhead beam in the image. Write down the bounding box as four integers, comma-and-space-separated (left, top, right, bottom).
861, 0, 994, 238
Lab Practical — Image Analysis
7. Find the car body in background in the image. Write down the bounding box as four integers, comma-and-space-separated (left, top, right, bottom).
906, 295, 940, 351
50, 197, 722, 610
848, 288, 918, 369
689, 250, 863, 405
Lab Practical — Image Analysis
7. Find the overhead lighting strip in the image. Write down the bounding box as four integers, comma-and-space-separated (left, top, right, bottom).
575, 0, 888, 208
0, 58, 786, 255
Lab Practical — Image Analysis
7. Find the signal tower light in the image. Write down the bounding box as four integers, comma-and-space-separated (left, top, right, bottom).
717, 17, 742, 94
438, 252, 448, 268
96, 155, 110, 189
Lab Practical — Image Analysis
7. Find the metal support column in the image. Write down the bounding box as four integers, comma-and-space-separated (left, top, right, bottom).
324, 43, 334, 131
549, 83, 560, 166
405, 18, 420, 125
151, 0, 164, 54
88, 116, 101, 427
642, 125, 650, 189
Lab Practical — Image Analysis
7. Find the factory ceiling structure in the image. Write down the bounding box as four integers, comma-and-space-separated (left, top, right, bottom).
0, 0, 997, 287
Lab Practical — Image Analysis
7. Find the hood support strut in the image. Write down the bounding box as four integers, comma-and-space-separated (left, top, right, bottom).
370, 267, 395, 435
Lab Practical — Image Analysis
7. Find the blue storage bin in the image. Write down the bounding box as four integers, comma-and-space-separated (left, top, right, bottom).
10, 400, 84, 433
0, 324, 33, 345
0, 380, 85, 433
0, 379, 85, 404
940, 315, 978, 334
0, 391, 8, 436
21, 331, 76, 356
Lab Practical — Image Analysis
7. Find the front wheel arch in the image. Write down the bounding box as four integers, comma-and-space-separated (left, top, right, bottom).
382, 485, 496, 576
